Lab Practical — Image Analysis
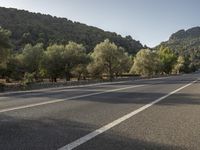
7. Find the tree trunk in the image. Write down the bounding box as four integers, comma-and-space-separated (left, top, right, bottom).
83, 76, 86, 80
108, 63, 114, 81
109, 74, 114, 81
77, 74, 81, 81
65, 72, 71, 81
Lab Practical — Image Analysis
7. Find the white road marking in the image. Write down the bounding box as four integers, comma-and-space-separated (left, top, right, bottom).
0, 76, 171, 96
58, 79, 198, 150
0, 85, 145, 113
0, 80, 131, 96
0, 89, 111, 101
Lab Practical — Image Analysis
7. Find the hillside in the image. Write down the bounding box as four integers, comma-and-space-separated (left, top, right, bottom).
0, 7, 143, 54
159, 27, 200, 54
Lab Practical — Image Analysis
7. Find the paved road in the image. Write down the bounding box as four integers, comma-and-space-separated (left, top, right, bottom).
0, 72, 200, 150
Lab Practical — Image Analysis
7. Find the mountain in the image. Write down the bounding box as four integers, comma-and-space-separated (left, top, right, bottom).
0, 7, 143, 54
159, 27, 200, 54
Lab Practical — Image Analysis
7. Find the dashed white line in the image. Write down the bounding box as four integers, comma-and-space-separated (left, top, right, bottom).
0, 85, 145, 113
58, 79, 198, 150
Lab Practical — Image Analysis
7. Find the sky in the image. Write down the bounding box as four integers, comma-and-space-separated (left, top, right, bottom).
0, 0, 199, 47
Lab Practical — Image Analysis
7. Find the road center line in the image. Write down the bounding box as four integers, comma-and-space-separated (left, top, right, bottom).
58, 79, 198, 150
0, 85, 145, 113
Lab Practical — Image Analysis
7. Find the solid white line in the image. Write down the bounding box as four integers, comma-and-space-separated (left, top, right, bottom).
0, 81, 127, 96
58, 79, 198, 150
0, 89, 110, 100
0, 80, 131, 96
0, 76, 171, 96
0, 80, 140, 99
0, 85, 145, 113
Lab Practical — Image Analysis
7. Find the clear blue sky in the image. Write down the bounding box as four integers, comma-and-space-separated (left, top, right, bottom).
0, 0, 199, 47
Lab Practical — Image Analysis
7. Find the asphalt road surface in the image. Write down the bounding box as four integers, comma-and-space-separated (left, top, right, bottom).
0, 72, 200, 150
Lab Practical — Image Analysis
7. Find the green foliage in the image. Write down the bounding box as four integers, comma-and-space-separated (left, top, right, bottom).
160, 27, 200, 53
157, 46, 177, 74
0, 27, 12, 65
88, 39, 131, 80
40, 44, 65, 82
20, 43, 44, 78
158, 27, 200, 71
130, 49, 159, 77
0, 55, 24, 80
63, 42, 89, 81
72, 63, 89, 81
23, 72, 35, 84
172, 56, 185, 74
40, 42, 90, 82
1, 7, 200, 84
0, 7, 143, 54
188, 49, 200, 71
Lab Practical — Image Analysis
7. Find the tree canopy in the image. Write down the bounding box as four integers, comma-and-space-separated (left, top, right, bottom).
63, 42, 89, 81
157, 46, 177, 74
130, 49, 159, 77
88, 39, 131, 80
20, 43, 44, 77
0, 27, 12, 65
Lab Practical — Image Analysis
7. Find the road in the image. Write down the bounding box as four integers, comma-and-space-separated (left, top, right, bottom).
0, 72, 200, 150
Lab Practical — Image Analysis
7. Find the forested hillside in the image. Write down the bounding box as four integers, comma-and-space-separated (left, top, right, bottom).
159, 27, 200, 54
156, 27, 200, 73
0, 7, 143, 54
0, 7, 200, 88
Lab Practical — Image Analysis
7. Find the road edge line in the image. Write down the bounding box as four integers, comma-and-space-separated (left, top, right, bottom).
0, 85, 145, 113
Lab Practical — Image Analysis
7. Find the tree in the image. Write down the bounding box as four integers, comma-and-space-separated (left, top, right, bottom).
89, 39, 131, 80
130, 49, 159, 77
157, 46, 177, 74
172, 56, 185, 74
114, 47, 132, 77
188, 48, 200, 71
63, 42, 88, 81
40, 44, 65, 82
20, 43, 44, 79
72, 63, 89, 81
87, 58, 105, 79
0, 27, 12, 65
0, 55, 24, 81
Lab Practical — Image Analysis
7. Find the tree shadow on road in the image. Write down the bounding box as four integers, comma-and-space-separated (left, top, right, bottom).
0, 115, 187, 150
71, 91, 200, 106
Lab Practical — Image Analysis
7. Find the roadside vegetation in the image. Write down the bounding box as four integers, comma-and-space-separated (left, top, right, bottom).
0, 26, 200, 90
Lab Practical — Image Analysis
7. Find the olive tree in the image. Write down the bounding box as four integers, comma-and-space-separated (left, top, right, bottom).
88, 39, 131, 80
172, 56, 185, 74
40, 44, 65, 82
157, 46, 177, 74
20, 43, 44, 79
130, 49, 159, 77
0, 27, 12, 65
63, 42, 88, 81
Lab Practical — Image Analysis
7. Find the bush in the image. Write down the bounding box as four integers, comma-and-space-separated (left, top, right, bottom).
23, 72, 35, 85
